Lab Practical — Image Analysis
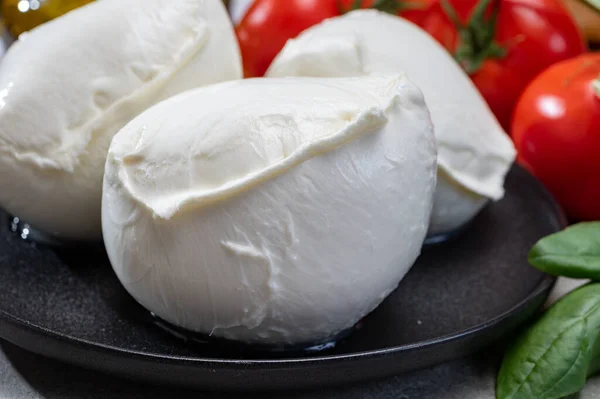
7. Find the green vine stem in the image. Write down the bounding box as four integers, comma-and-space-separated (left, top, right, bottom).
441, 0, 506, 74
340, 0, 425, 15
582, 0, 600, 12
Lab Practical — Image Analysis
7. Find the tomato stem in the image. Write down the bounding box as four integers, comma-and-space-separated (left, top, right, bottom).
340, 0, 425, 15
442, 0, 506, 74
582, 0, 600, 13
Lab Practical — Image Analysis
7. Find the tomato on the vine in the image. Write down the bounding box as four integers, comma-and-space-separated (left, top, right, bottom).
512, 53, 600, 221
237, 0, 585, 129
403, 0, 587, 131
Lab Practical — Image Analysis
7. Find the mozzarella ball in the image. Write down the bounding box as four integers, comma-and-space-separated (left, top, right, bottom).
102, 75, 437, 345
0, 0, 241, 240
266, 10, 516, 237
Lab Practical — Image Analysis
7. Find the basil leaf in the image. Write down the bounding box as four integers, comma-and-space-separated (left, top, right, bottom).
497, 283, 600, 399
528, 222, 600, 279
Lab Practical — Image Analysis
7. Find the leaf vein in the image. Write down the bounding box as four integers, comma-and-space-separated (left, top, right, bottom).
510, 300, 600, 398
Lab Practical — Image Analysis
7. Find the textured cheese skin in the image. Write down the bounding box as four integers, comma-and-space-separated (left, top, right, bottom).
102, 75, 437, 345
267, 10, 516, 236
0, 0, 241, 239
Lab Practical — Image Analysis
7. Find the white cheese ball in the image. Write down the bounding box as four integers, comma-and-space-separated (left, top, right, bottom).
102, 75, 437, 345
266, 10, 516, 237
0, 0, 242, 240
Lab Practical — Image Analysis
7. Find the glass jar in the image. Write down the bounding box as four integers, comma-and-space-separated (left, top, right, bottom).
1, 0, 94, 37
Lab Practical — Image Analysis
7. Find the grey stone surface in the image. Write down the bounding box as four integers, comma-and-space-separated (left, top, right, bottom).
2, 278, 599, 399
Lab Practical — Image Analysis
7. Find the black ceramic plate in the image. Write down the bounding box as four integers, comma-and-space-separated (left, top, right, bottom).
0, 166, 563, 391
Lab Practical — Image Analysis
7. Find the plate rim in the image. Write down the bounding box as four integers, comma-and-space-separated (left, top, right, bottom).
0, 166, 566, 369
0, 274, 556, 368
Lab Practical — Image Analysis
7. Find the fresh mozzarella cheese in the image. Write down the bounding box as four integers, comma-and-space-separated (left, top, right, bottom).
0, 0, 242, 239
267, 10, 516, 236
102, 75, 437, 345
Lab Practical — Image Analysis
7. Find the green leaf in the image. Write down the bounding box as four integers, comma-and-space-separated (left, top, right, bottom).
528, 222, 600, 280
497, 283, 600, 399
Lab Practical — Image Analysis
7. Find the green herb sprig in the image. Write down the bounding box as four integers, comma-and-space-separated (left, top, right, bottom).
497, 222, 600, 399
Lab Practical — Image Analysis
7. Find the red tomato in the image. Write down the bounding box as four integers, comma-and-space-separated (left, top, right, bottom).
404, 0, 586, 131
236, 0, 339, 77
512, 53, 600, 221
